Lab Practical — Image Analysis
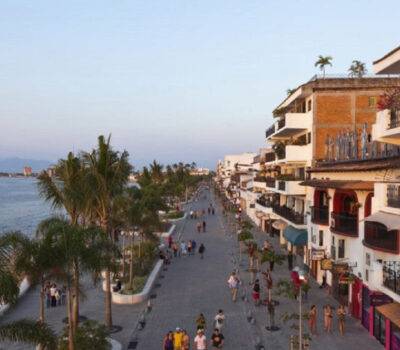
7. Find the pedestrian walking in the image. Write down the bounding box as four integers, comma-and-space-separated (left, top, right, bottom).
308, 305, 317, 335
163, 332, 174, 350
252, 279, 261, 306
190, 210, 194, 219
199, 243, 205, 259
208, 207, 211, 215
212, 208, 215, 215
188, 240, 193, 255
202, 220, 206, 232
181, 241, 187, 256
211, 328, 224, 349
227, 271, 241, 302
196, 313, 206, 330
192, 240, 197, 254
172, 242, 178, 258
197, 222, 202, 233
337, 304, 346, 335
50, 283, 57, 307
182, 330, 190, 350
324, 305, 333, 333
214, 310, 225, 331
194, 329, 207, 350
173, 327, 183, 350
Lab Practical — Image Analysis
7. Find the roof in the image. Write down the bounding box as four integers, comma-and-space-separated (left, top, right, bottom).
300, 179, 374, 191
374, 46, 400, 64
376, 302, 400, 328
364, 211, 400, 231
310, 157, 400, 173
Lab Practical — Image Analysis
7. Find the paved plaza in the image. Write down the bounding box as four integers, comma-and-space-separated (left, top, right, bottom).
0, 188, 383, 349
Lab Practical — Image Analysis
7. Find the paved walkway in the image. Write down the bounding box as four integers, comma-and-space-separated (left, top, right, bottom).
0, 188, 383, 349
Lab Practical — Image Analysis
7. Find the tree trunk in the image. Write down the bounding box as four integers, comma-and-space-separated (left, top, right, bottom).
37, 281, 45, 350
104, 268, 113, 328
72, 265, 80, 333
67, 284, 75, 350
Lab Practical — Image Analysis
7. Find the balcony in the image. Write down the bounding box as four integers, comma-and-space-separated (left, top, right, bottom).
268, 111, 313, 139
383, 262, 400, 296
256, 197, 272, 208
272, 204, 305, 225
265, 125, 275, 139
372, 109, 400, 145
274, 178, 306, 195
330, 212, 358, 237
266, 177, 276, 188
387, 184, 400, 209
311, 206, 329, 225
265, 152, 275, 163
363, 221, 399, 254
277, 143, 312, 164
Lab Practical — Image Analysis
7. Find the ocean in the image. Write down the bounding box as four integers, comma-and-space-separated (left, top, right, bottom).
0, 177, 55, 236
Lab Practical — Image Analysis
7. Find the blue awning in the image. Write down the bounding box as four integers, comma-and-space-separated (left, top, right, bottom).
283, 226, 307, 246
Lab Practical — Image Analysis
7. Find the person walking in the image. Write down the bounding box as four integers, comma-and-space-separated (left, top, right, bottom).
252, 279, 261, 306
199, 243, 205, 259
211, 328, 224, 349
324, 305, 333, 333
214, 310, 225, 331
163, 332, 174, 350
337, 304, 346, 335
182, 330, 190, 350
187, 240, 193, 255
197, 222, 202, 233
287, 251, 293, 271
308, 305, 317, 335
196, 313, 206, 331
194, 329, 207, 350
181, 241, 187, 257
172, 242, 178, 258
202, 220, 206, 232
227, 271, 240, 302
173, 327, 183, 350
192, 240, 197, 254
50, 283, 57, 307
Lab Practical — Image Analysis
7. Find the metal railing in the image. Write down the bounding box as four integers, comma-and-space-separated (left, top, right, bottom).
387, 184, 400, 208
389, 109, 400, 129
364, 221, 398, 253
277, 118, 286, 130
278, 181, 286, 191
311, 206, 329, 225
265, 125, 275, 138
383, 262, 400, 295
265, 152, 275, 163
272, 204, 305, 225
256, 198, 272, 208
266, 178, 276, 188
330, 212, 358, 237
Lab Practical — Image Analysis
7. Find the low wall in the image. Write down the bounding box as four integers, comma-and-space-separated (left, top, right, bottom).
0, 277, 30, 317
102, 259, 164, 305
161, 223, 176, 238
167, 212, 187, 223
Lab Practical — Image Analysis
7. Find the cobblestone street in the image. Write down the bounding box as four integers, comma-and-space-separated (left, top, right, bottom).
0, 188, 383, 349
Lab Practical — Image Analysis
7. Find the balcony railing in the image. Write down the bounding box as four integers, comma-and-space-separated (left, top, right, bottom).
265, 125, 275, 139
330, 212, 358, 237
277, 118, 286, 130
383, 262, 400, 296
256, 198, 272, 208
276, 148, 286, 160
387, 184, 400, 208
311, 206, 329, 225
265, 152, 275, 163
363, 221, 399, 254
389, 109, 400, 129
278, 181, 286, 191
272, 204, 305, 225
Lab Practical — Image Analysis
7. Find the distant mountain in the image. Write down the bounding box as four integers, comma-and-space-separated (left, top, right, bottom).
0, 158, 53, 173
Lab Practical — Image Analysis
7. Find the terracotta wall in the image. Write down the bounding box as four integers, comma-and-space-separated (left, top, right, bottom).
313, 91, 381, 160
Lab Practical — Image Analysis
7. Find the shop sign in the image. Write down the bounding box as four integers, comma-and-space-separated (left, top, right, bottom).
332, 264, 348, 274
311, 249, 325, 261
370, 292, 393, 307
321, 259, 333, 270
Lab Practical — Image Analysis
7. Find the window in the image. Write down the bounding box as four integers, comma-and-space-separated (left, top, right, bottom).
365, 269, 369, 282
308, 100, 312, 111
366, 253, 371, 266
311, 227, 316, 244
369, 96, 377, 108
307, 132, 312, 144
319, 230, 324, 247
338, 239, 345, 259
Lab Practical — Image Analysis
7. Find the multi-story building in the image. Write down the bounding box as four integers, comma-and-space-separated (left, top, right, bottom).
265, 75, 400, 271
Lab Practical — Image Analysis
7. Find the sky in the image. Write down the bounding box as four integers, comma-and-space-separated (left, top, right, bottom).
0, 1, 399, 170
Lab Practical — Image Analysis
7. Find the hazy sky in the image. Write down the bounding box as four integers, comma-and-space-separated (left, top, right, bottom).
1, 1, 399, 169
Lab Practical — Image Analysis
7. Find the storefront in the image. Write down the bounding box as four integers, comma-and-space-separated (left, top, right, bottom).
351, 277, 362, 319
375, 302, 400, 350
309, 248, 325, 280
332, 263, 350, 306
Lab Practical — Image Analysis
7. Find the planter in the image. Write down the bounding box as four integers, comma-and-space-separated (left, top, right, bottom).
102, 260, 164, 304
167, 212, 187, 222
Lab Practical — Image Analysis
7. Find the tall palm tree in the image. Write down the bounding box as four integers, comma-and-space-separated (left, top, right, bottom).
314, 55, 333, 78
348, 60, 367, 78
149, 160, 164, 184
83, 135, 131, 329
37, 152, 87, 332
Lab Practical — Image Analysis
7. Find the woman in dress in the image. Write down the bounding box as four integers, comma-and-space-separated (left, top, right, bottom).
308, 305, 317, 335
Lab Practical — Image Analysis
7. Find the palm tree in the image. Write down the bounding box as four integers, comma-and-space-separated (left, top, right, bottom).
149, 160, 164, 184
348, 60, 367, 78
314, 55, 333, 78
83, 135, 131, 329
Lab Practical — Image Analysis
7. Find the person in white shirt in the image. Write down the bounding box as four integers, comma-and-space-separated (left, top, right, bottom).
214, 309, 225, 331
227, 272, 240, 302
194, 329, 207, 350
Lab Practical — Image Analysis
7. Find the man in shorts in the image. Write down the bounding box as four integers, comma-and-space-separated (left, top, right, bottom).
211, 328, 224, 349
194, 329, 207, 350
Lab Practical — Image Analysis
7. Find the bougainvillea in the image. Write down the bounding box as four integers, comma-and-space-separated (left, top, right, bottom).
377, 87, 400, 111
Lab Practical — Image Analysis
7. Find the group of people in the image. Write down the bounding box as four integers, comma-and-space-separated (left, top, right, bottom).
163, 310, 226, 350
44, 282, 66, 308
308, 304, 347, 336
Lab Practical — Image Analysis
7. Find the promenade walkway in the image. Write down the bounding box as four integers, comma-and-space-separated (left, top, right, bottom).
0, 188, 382, 349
